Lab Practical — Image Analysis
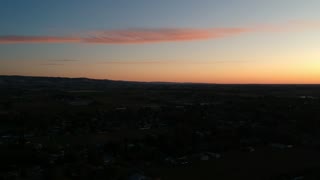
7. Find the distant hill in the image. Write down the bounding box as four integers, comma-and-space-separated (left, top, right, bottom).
0, 75, 320, 92
0, 75, 208, 91
1, 75, 320, 97
0, 75, 143, 90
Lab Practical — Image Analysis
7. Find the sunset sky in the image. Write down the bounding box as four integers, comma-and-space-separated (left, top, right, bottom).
1, 0, 320, 83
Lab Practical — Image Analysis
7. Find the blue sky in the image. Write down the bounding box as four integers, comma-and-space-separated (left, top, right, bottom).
1, 0, 320, 83
2, 0, 319, 32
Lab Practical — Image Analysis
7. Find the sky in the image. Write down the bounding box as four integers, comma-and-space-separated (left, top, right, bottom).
0, 0, 320, 84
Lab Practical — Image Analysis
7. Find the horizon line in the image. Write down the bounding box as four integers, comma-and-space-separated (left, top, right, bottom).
1, 74, 320, 85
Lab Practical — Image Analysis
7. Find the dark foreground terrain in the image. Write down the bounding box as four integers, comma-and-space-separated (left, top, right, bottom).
1, 75, 320, 180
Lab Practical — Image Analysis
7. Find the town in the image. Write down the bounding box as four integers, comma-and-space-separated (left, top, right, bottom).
1, 76, 320, 179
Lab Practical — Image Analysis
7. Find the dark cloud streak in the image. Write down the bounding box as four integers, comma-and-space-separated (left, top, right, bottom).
48, 59, 79, 62
99, 60, 250, 65
39, 63, 64, 66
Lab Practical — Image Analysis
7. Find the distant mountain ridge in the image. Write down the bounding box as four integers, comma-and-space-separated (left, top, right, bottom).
0, 75, 206, 90
0, 75, 137, 90
1, 75, 319, 91
2, 75, 320, 98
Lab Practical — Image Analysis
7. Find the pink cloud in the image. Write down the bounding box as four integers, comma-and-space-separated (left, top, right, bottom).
0, 21, 319, 44
0, 36, 81, 44
0, 28, 249, 44
83, 28, 250, 44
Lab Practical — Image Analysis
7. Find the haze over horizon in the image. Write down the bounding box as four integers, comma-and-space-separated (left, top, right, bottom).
1, 0, 320, 84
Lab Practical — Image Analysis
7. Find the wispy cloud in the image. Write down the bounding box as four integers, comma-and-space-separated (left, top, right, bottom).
0, 28, 248, 44
100, 60, 250, 65
253, 21, 320, 32
84, 28, 249, 44
100, 60, 168, 64
39, 63, 64, 66
48, 59, 79, 62
0, 36, 80, 44
0, 21, 319, 45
